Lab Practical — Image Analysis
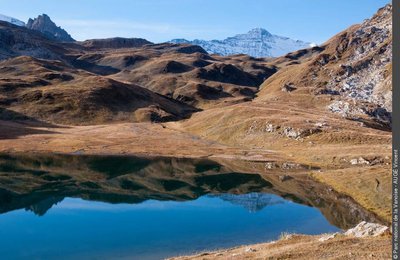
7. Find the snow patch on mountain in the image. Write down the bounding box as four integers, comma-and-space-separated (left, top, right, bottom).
0, 14, 25, 26
170, 28, 313, 58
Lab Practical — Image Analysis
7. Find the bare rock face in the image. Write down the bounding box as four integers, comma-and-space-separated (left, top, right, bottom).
323, 4, 392, 124
26, 14, 74, 42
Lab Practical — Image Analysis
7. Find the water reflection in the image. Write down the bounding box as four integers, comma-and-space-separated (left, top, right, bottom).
0, 153, 382, 227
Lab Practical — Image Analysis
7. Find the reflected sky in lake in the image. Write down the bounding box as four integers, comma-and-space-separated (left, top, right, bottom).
0, 193, 339, 260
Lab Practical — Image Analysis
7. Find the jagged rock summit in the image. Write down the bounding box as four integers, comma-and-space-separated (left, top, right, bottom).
26, 14, 75, 42
170, 28, 313, 58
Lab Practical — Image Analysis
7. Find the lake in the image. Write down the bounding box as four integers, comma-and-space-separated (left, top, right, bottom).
0, 154, 379, 260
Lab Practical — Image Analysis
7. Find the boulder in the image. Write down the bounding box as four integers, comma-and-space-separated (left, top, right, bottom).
344, 221, 389, 237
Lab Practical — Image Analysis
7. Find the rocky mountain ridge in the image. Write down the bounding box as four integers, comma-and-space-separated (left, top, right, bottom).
171, 28, 313, 58
325, 5, 392, 123
26, 14, 75, 42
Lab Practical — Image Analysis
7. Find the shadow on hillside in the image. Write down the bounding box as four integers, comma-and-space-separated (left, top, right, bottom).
0, 108, 64, 139
69, 57, 121, 76
348, 117, 392, 132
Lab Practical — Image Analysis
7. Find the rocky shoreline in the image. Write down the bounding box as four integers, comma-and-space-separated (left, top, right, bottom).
170, 222, 391, 260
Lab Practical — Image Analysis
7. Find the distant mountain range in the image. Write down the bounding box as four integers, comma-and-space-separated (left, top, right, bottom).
170, 28, 315, 57
1, 13, 313, 57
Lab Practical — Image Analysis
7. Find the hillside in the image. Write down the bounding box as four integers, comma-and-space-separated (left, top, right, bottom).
0, 21, 284, 122
0, 56, 197, 124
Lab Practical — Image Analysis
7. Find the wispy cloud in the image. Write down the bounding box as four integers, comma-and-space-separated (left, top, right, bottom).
57, 19, 175, 33
54, 19, 235, 42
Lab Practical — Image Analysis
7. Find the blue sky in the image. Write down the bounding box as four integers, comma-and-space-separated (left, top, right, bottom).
0, 0, 391, 43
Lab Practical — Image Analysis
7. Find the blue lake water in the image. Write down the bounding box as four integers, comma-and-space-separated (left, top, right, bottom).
0, 154, 372, 260
0, 195, 339, 260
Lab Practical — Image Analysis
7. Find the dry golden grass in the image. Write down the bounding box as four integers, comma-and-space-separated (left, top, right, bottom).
170, 234, 391, 260
0, 120, 280, 161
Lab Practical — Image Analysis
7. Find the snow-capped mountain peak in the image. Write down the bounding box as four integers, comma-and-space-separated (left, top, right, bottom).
237, 28, 273, 38
170, 28, 313, 58
0, 14, 25, 26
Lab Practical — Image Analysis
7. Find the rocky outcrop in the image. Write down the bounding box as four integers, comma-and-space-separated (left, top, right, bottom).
247, 120, 323, 140
26, 14, 74, 42
344, 221, 390, 237
318, 221, 389, 242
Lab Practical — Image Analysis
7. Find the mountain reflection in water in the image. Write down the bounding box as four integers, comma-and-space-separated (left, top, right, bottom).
0, 153, 382, 228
